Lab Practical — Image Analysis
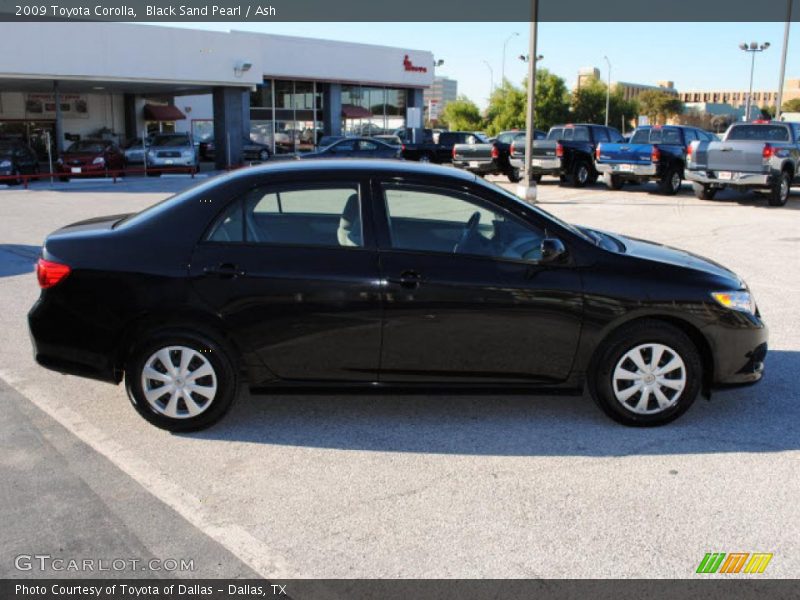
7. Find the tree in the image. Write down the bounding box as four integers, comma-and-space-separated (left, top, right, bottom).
570, 79, 638, 130
439, 96, 484, 131
483, 69, 570, 136
760, 105, 775, 119
637, 90, 683, 125
781, 98, 800, 112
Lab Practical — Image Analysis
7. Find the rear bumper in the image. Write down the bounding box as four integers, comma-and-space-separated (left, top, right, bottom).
596, 163, 657, 177
530, 157, 562, 174
686, 169, 772, 188
452, 158, 500, 174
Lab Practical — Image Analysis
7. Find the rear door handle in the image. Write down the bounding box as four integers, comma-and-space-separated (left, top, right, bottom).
203, 263, 245, 278
387, 270, 422, 288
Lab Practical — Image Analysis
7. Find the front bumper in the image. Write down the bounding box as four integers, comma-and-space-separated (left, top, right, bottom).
705, 312, 769, 387
596, 162, 657, 177
685, 169, 771, 188
146, 156, 197, 168
56, 163, 108, 176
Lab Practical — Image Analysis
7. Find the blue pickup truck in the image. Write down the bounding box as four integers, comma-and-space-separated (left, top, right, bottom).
595, 125, 717, 195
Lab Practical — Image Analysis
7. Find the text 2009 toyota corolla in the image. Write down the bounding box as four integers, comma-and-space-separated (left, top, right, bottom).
28, 160, 767, 431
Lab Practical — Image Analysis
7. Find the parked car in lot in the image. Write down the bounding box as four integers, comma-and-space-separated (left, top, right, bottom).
122, 136, 153, 165
402, 131, 488, 163
145, 133, 198, 175
596, 125, 716, 195
453, 130, 545, 183
0, 141, 39, 183
201, 138, 272, 162
56, 139, 126, 181
371, 134, 403, 147
298, 137, 401, 159
506, 130, 549, 181
29, 160, 767, 431
686, 120, 800, 206
530, 124, 625, 186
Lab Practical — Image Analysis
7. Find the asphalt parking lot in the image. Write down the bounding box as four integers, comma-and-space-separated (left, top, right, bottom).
0, 171, 798, 579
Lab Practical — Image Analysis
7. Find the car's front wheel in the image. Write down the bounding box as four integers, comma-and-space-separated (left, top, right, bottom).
125, 329, 238, 432
589, 320, 702, 426
507, 167, 521, 183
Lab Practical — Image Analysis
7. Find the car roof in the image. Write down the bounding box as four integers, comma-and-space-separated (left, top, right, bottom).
230, 158, 478, 182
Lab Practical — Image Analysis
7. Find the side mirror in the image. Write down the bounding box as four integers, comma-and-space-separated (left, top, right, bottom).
540, 238, 567, 263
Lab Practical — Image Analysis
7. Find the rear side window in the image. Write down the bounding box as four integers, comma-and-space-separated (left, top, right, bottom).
726, 125, 789, 142
547, 128, 564, 140
207, 183, 363, 248
594, 128, 609, 143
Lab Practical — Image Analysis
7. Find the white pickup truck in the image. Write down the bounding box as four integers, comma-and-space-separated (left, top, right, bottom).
685, 120, 800, 207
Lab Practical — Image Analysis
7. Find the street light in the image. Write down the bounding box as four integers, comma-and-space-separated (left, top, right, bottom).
501, 32, 519, 87
739, 41, 770, 121
433, 59, 445, 68
518, 54, 544, 63
482, 60, 495, 96
603, 55, 611, 127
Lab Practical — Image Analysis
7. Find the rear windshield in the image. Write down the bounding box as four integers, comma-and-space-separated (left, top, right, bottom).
630, 128, 683, 144
726, 125, 789, 142
547, 126, 589, 141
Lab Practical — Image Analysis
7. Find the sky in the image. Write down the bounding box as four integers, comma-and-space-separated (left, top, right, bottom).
149, 21, 799, 109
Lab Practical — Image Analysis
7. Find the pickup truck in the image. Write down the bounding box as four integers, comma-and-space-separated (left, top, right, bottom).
452, 130, 545, 182
529, 124, 624, 187
686, 120, 800, 207
401, 131, 487, 164
595, 125, 716, 195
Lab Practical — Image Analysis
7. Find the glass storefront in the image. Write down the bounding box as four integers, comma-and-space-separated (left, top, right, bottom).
250, 79, 408, 154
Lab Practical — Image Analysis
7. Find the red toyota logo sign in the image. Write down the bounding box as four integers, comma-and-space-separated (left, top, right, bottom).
403, 55, 428, 73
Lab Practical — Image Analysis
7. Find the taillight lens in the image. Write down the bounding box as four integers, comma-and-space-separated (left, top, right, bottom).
401, 144, 406, 152
651, 146, 661, 162
555, 142, 564, 157
510, 142, 516, 157
36, 258, 71, 289
452, 145, 457, 159
686, 143, 693, 159
595, 145, 601, 160
762, 144, 774, 159
491, 144, 499, 159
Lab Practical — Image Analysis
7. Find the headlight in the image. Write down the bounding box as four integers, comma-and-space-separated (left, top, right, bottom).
147, 150, 156, 158
92, 156, 105, 165
0, 160, 11, 168
711, 290, 756, 314
182, 150, 194, 158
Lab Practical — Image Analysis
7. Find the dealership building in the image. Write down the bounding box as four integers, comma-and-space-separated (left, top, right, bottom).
0, 23, 434, 167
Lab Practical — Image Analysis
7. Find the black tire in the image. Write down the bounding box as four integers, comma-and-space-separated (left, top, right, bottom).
588, 320, 702, 427
692, 183, 717, 200
418, 153, 433, 164
58, 176, 70, 182
568, 160, 591, 187
507, 167, 522, 183
125, 329, 238, 432
532, 174, 542, 183
768, 170, 791, 207
606, 174, 624, 190
559, 174, 567, 184
258, 149, 270, 161
658, 167, 682, 196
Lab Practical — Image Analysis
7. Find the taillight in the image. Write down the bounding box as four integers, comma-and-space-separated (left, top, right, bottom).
36, 258, 71, 289
595, 145, 601, 160
452, 145, 457, 159
651, 146, 661, 162
763, 144, 774, 159
401, 144, 406, 152
510, 142, 516, 157
491, 144, 499, 159
555, 142, 564, 158
686, 143, 693, 159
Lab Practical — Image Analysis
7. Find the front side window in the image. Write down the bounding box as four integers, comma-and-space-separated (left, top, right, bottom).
207, 183, 363, 248
381, 183, 545, 261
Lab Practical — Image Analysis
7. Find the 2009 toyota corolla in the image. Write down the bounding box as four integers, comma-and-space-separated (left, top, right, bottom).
28, 160, 767, 431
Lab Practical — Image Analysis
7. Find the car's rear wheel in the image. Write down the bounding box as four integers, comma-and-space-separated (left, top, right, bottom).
692, 183, 717, 200
589, 320, 702, 426
125, 329, 238, 432
768, 170, 791, 207
569, 160, 591, 187
507, 167, 521, 183
532, 174, 542, 183
418, 153, 432, 163
659, 167, 682, 195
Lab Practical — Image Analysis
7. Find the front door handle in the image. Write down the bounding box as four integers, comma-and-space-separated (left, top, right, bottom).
203, 263, 245, 278
387, 270, 422, 289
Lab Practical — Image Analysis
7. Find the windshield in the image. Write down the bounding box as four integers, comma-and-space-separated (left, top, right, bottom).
726, 124, 789, 142
630, 128, 683, 144
151, 135, 192, 147
66, 141, 107, 153
547, 126, 589, 141
546, 128, 564, 140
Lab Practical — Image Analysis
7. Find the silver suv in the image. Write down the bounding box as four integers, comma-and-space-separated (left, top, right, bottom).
145, 133, 198, 174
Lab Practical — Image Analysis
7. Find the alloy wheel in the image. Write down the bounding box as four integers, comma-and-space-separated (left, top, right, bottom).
140, 346, 218, 419
612, 343, 686, 415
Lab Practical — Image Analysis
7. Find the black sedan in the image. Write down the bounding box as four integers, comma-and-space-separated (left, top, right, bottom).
29, 160, 767, 431
201, 138, 272, 162
299, 137, 401, 160
0, 142, 40, 183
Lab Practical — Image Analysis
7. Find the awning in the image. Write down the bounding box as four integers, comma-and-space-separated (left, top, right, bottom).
143, 104, 186, 121
341, 104, 372, 119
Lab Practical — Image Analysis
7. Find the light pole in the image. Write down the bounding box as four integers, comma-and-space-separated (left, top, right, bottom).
519, 0, 539, 203
603, 55, 611, 127
739, 41, 770, 121
482, 60, 494, 97
501, 32, 519, 87
775, 1, 792, 121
